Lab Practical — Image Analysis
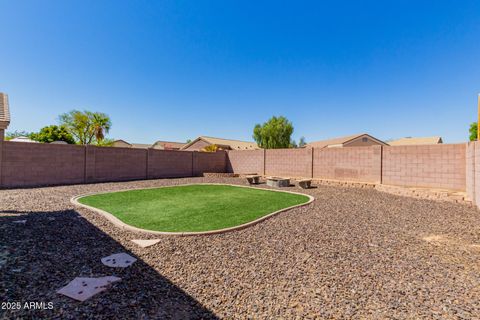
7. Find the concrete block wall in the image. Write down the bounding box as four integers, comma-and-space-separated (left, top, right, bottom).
265, 148, 312, 178
466, 142, 475, 203
193, 151, 227, 176
313, 146, 382, 183
382, 144, 466, 191
473, 142, 480, 205
0, 141, 227, 188
91, 146, 148, 182
227, 149, 265, 175
1, 142, 85, 188
148, 149, 193, 179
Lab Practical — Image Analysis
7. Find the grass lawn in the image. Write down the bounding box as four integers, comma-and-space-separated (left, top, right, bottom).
78, 184, 310, 232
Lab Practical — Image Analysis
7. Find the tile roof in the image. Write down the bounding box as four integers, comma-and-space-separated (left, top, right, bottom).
388, 136, 443, 146
306, 133, 387, 148
152, 140, 186, 150
181, 136, 259, 150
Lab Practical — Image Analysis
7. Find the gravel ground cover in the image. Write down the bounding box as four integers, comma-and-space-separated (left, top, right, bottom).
1, 177, 480, 319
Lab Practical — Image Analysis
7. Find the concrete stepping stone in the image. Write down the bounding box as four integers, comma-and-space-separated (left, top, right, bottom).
101, 253, 137, 268
131, 239, 160, 248
57, 276, 121, 302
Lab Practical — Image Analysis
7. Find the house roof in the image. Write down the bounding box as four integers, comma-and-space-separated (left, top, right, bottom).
0, 93, 11, 129
130, 143, 152, 149
10, 136, 38, 143
388, 136, 443, 146
152, 140, 186, 149
112, 139, 186, 149
181, 136, 259, 150
306, 133, 388, 149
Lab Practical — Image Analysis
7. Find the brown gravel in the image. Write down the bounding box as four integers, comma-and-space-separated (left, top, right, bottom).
1, 177, 480, 319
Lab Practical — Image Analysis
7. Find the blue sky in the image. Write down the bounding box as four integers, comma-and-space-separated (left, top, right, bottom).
1, 0, 479, 144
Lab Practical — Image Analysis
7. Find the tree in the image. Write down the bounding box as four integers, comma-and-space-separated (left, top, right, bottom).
59, 110, 111, 145
186, 139, 192, 143
30, 125, 75, 144
253, 116, 294, 149
470, 122, 477, 141
202, 144, 219, 152
299, 136, 307, 147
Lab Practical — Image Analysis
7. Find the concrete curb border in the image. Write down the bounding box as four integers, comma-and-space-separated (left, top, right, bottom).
70, 183, 315, 236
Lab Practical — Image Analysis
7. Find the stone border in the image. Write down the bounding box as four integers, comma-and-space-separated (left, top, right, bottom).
70, 183, 315, 236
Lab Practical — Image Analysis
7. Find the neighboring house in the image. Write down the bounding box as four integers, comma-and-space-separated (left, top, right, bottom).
10, 136, 38, 143
151, 140, 186, 150
0, 93, 11, 141
112, 139, 186, 150
306, 133, 388, 149
181, 136, 259, 151
388, 136, 443, 146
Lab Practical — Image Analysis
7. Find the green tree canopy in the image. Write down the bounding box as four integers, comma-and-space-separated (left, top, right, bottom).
59, 110, 112, 145
253, 116, 294, 149
30, 125, 75, 144
470, 122, 477, 141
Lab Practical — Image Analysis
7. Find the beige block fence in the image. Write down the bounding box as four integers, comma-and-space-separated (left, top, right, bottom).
1, 140, 479, 208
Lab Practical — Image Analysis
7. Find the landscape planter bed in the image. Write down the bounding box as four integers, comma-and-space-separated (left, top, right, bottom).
72, 183, 313, 235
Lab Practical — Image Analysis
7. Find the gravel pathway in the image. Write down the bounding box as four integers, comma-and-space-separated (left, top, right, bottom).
1, 177, 480, 319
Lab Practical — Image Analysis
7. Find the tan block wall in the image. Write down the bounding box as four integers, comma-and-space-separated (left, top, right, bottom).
473, 142, 480, 204
227, 149, 265, 175
0, 142, 228, 188
193, 151, 227, 176
91, 147, 148, 182
265, 148, 312, 178
466, 142, 475, 202
382, 144, 466, 191
1, 142, 85, 187
148, 149, 193, 178
313, 146, 382, 183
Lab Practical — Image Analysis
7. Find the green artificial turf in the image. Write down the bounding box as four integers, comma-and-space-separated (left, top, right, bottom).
78, 184, 310, 232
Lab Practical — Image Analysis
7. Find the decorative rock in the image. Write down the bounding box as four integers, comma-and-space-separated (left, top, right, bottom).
131, 239, 161, 248
57, 276, 121, 302
12, 220, 27, 224
101, 253, 137, 268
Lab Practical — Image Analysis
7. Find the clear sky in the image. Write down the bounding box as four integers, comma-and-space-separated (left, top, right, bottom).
1, 0, 479, 144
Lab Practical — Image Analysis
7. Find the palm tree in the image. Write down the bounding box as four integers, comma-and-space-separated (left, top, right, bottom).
91, 112, 111, 144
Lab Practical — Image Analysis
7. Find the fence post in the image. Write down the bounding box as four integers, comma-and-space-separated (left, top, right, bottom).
145, 149, 150, 180
379, 145, 383, 185
263, 149, 266, 176
84, 145, 96, 183
192, 151, 197, 177
310, 147, 314, 178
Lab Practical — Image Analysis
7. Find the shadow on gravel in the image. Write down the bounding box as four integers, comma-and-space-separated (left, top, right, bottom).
0, 210, 218, 319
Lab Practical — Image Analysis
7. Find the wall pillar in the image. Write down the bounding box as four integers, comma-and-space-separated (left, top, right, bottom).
309, 147, 314, 178
192, 151, 198, 176
263, 149, 266, 176
0, 129, 4, 142
84, 145, 96, 183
